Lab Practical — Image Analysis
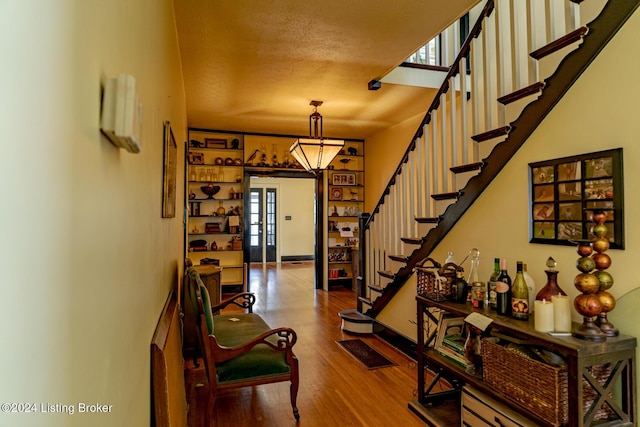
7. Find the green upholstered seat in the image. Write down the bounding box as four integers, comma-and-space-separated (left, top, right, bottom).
214, 313, 291, 382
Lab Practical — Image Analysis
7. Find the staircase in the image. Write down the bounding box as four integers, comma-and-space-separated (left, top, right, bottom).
355, 0, 640, 320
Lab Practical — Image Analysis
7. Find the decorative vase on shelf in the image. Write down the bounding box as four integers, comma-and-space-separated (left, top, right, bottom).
216, 201, 226, 216
536, 257, 567, 302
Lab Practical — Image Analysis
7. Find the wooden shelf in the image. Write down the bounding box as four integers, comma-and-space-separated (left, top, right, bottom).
415, 296, 637, 427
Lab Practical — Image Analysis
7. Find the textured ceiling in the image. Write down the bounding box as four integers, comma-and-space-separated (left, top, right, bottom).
174, 0, 478, 139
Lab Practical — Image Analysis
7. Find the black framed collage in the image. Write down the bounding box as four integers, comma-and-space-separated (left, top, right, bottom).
528, 148, 624, 248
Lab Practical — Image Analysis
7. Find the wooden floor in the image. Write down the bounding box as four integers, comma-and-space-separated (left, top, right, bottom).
185, 262, 429, 427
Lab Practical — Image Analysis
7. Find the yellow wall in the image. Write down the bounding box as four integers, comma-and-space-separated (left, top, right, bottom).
364, 111, 426, 213
250, 177, 316, 259
0, 1, 186, 426
376, 7, 640, 340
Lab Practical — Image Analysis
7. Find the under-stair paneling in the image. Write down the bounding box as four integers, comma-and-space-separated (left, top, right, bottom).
374, 274, 422, 341
374, 4, 640, 342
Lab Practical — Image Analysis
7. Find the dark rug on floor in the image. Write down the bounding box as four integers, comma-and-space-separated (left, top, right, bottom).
337, 339, 396, 370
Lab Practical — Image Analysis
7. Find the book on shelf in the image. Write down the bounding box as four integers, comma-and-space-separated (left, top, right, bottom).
436, 344, 472, 368
442, 333, 466, 353
434, 312, 472, 368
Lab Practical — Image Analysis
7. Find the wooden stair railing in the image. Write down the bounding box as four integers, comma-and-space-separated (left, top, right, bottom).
361, 0, 640, 318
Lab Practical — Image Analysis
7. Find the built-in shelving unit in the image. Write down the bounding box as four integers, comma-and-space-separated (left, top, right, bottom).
186, 130, 246, 292
324, 141, 364, 289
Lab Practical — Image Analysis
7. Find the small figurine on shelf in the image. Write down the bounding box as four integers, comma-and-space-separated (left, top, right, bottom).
245, 149, 260, 166
230, 138, 240, 149
211, 241, 218, 251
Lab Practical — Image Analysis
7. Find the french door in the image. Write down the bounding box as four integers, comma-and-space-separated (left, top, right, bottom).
249, 187, 276, 262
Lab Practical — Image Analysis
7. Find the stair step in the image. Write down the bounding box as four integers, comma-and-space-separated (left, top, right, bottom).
388, 254, 409, 263
450, 162, 483, 174
358, 296, 372, 306
339, 308, 374, 335
401, 237, 424, 245
368, 284, 384, 292
497, 82, 545, 105
415, 216, 440, 224
338, 308, 374, 323
471, 125, 511, 143
431, 191, 460, 201
530, 26, 589, 60
377, 270, 395, 280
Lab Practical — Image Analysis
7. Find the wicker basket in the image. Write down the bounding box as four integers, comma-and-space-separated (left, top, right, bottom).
583, 363, 615, 422
481, 339, 568, 426
416, 258, 459, 301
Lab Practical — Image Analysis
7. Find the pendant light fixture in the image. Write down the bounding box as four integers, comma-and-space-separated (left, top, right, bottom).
289, 100, 344, 172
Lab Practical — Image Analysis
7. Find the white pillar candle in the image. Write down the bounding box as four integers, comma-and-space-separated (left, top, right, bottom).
534, 299, 554, 332
552, 295, 572, 332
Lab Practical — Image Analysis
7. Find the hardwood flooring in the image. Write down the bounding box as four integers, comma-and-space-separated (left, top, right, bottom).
185, 262, 429, 427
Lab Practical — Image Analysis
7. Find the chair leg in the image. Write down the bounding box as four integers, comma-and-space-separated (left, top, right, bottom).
289, 357, 300, 420
290, 381, 299, 420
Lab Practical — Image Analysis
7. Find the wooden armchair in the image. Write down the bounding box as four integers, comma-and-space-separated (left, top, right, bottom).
186, 267, 300, 422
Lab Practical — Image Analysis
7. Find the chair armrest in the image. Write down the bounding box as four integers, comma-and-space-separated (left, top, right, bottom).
209, 327, 297, 363
211, 292, 256, 313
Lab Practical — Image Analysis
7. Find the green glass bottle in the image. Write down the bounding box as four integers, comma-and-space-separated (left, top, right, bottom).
488, 258, 500, 309
496, 258, 511, 316
511, 261, 529, 320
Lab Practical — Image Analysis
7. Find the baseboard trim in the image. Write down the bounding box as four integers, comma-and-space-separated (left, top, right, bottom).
281, 255, 315, 261
373, 322, 418, 361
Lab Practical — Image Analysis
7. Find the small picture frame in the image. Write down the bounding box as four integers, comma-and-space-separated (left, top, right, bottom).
332, 172, 356, 186
162, 121, 177, 218
330, 187, 343, 201
205, 138, 227, 149
188, 151, 204, 165
529, 148, 624, 248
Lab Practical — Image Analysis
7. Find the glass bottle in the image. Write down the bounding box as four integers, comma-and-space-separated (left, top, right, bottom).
466, 248, 480, 303
451, 270, 468, 303
445, 251, 456, 264
189, 167, 197, 182
511, 261, 529, 320
488, 258, 500, 309
199, 168, 206, 182
496, 258, 512, 316
522, 263, 536, 313
536, 257, 567, 301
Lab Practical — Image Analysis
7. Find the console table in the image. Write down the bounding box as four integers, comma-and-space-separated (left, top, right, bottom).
409, 295, 637, 427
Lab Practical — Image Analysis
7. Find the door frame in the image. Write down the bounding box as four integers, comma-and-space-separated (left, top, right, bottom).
243, 168, 325, 290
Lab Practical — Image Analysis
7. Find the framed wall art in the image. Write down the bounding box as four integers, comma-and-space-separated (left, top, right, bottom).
329, 187, 343, 201
162, 121, 177, 218
188, 151, 204, 165
204, 138, 227, 149
528, 148, 624, 248
332, 172, 356, 186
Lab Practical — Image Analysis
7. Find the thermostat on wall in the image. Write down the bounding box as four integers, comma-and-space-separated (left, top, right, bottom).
100, 74, 142, 153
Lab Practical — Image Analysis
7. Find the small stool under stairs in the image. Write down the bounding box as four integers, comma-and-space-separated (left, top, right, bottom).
338, 309, 374, 334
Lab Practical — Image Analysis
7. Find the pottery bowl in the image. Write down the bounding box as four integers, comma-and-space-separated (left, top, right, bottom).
201, 184, 220, 198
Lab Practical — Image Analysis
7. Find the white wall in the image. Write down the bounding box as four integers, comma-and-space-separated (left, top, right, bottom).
375, 6, 640, 340
0, 1, 186, 426
250, 177, 316, 259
